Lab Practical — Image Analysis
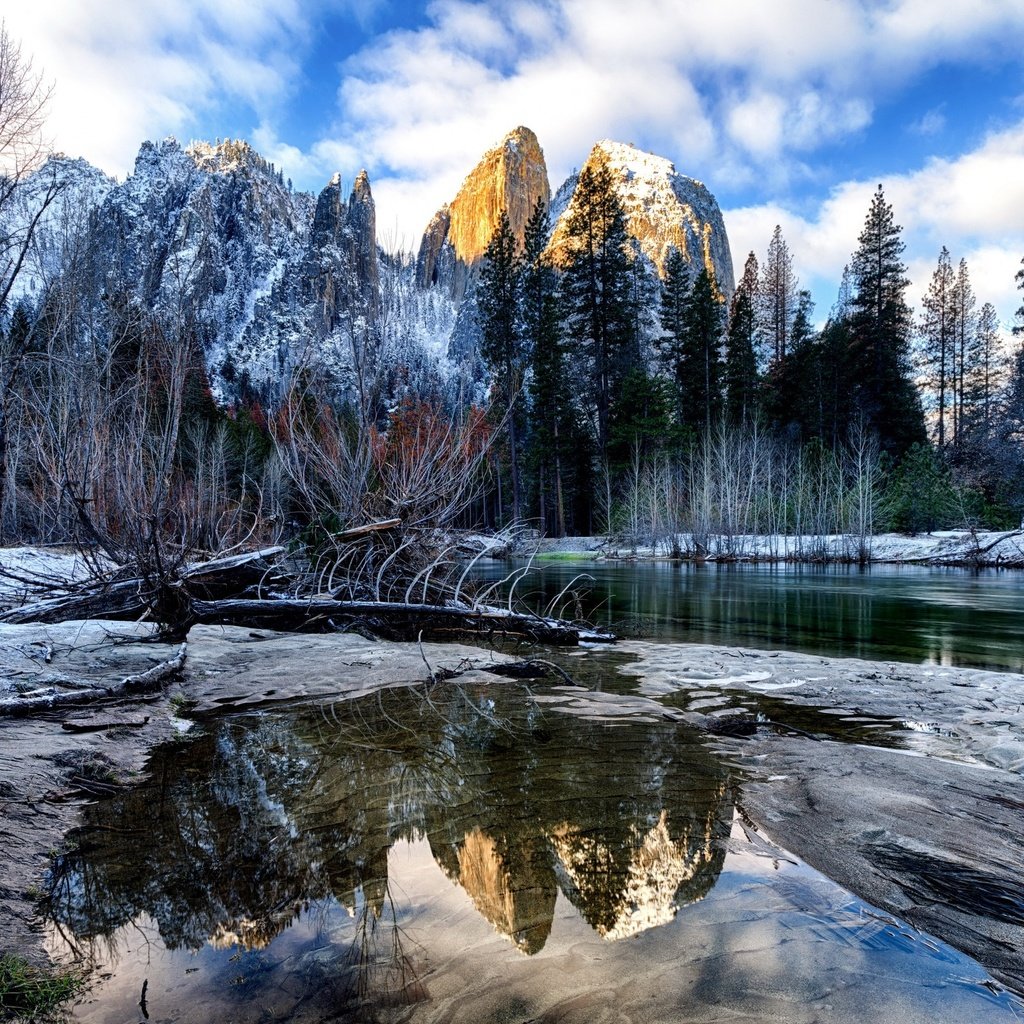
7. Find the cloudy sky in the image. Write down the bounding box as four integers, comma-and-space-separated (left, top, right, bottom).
7, 0, 1024, 327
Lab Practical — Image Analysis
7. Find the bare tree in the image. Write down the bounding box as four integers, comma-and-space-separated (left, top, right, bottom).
0, 22, 62, 539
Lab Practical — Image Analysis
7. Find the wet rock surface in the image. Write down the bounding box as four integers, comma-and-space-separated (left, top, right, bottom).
613, 640, 1024, 994
3, 622, 1024, 1012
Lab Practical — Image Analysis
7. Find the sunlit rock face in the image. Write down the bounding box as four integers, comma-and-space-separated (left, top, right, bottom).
550, 795, 730, 941
416, 126, 551, 302
446, 827, 557, 954
547, 140, 735, 300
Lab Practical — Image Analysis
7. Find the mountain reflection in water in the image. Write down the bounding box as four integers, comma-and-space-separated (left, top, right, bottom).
45, 683, 730, 962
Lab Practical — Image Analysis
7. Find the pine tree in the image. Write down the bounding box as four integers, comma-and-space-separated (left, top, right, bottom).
678, 267, 724, 433
724, 252, 759, 426
522, 197, 570, 536
970, 302, 1002, 431
760, 225, 797, 364
560, 152, 636, 456
814, 313, 853, 445
764, 290, 815, 438
920, 246, 955, 449
951, 257, 976, 445
657, 246, 691, 428
560, 152, 637, 520
477, 210, 525, 520
847, 185, 926, 456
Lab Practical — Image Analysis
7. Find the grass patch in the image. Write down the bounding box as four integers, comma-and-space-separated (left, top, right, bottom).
0, 954, 81, 1022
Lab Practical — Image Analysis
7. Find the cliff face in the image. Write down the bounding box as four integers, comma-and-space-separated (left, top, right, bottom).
7, 139, 389, 399
303, 168, 380, 338
416, 126, 550, 301
547, 140, 735, 300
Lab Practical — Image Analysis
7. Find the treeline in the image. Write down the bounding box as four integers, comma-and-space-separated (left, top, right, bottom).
475, 155, 1024, 539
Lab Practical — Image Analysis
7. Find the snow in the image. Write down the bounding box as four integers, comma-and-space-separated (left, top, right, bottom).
579, 530, 1024, 566
0, 546, 112, 604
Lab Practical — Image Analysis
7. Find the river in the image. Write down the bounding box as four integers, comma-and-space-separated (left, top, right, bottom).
474, 559, 1024, 671
38, 562, 1024, 1023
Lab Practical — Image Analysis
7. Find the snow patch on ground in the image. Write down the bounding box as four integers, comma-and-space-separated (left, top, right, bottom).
534, 530, 1024, 566
0, 547, 112, 604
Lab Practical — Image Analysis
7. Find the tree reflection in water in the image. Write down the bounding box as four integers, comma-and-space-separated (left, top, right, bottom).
43, 681, 732, 1010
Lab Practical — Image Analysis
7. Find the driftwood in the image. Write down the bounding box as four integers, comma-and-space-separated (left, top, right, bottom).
0, 546, 286, 626
189, 598, 615, 644
0, 643, 187, 718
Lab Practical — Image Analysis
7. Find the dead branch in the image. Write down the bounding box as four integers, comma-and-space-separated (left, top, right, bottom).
337, 519, 401, 539
0, 642, 186, 717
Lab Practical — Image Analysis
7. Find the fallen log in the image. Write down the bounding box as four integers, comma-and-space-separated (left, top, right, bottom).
0, 546, 287, 626
189, 597, 615, 644
0, 643, 187, 718
0, 578, 147, 624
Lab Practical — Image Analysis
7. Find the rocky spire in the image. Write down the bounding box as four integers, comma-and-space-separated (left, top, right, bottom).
416, 125, 551, 301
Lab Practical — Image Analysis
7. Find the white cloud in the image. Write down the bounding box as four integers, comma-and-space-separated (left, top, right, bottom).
6, 0, 1024, 308
289, 0, 1024, 245
910, 106, 947, 136
4, 1, 329, 176
724, 122, 1024, 328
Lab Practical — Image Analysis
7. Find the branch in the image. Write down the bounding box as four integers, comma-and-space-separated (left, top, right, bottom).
0, 642, 187, 717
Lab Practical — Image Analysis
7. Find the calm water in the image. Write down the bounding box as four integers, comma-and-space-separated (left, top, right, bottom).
478, 560, 1024, 671
40, 562, 1024, 1021
45, 679, 1023, 1023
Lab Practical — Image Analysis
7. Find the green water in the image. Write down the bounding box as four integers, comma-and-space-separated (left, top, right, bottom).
478, 560, 1024, 671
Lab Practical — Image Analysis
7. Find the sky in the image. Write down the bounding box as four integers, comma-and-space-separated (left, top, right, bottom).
6, 0, 1024, 331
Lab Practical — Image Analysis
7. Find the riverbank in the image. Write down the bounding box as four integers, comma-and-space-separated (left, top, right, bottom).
2, 601, 1023, 1013
522, 528, 1024, 566
534, 640, 1024, 995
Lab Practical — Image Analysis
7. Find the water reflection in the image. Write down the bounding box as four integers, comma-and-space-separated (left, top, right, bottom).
42, 682, 1024, 1024
484, 561, 1024, 670
45, 683, 731, 963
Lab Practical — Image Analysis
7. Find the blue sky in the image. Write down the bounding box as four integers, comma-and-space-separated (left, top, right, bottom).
8, 1, 1024, 329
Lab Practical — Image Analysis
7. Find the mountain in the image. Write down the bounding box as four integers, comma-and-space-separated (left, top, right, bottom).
415, 129, 735, 368
3, 139, 409, 402
547, 140, 735, 300
416, 126, 551, 302
4, 129, 737, 408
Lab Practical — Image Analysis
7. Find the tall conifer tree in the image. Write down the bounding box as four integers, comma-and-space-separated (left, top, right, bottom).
561, 152, 636, 454
951, 257, 976, 445
724, 252, 759, 425
478, 210, 525, 520
848, 185, 925, 456
760, 225, 797, 364
522, 197, 570, 536
678, 267, 724, 433
920, 246, 955, 449
658, 246, 691, 429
